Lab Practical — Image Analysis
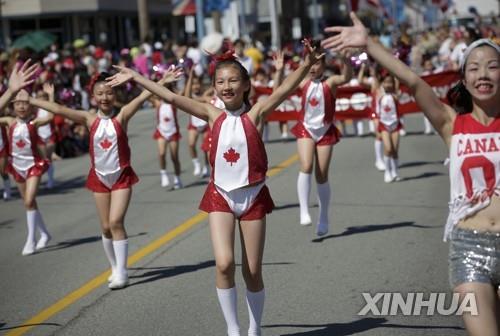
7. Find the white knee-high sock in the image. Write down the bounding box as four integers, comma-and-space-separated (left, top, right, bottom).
375, 139, 384, 163
112, 239, 128, 279
297, 172, 312, 224
26, 210, 37, 244
390, 158, 398, 177
35, 210, 50, 236
102, 235, 117, 272
216, 287, 240, 336
317, 182, 331, 226
246, 289, 265, 336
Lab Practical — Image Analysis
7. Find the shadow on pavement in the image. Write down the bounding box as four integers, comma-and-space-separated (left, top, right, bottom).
401, 172, 444, 182
42, 232, 147, 253
38, 175, 87, 195
128, 260, 215, 287
399, 160, 445, 169
264, 317, 463, 335
312, 221, 437, 243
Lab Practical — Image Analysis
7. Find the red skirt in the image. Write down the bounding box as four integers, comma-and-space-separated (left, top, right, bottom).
153, 129, 181, 142
8, 159, 49, 183
378, 121, 402, 133
199, 182, 274, 220
290, 122, 341, 146
86, 166, 139, 193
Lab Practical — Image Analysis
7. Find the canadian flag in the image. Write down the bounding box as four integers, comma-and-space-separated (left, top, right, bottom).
350, 0, 389, 18
432, 0, 449, 12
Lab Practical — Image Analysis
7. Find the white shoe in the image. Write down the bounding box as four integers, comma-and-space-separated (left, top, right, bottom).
108, 269, 116, 283
201, 166, 209, 178
384, 171, 393, 183
443, 158, 450, 166
108, 274, 129, 289
173, 180, 183, 190
399, 129, 407, 136
22, 241, 36, 256
300, 213, 312, 226
392, 175, 401, 182
193, 165, 201, 176
3, 189, 11, 200
36, 234, 51, 249
316, 222, 329, 236
375, 160, 386, 171
281, 132, 289, 139
161, 174, 170, 188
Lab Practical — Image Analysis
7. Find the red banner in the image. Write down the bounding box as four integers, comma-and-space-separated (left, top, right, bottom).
255, 71, 460, 122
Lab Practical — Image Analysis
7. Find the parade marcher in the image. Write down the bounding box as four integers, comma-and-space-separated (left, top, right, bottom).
0, 117, 11, 200
357, 62, 386, 171
106, 39, 324, 336
372, 70, 402, 183
185, 66, 209, 177
290, 41, 352, 236
323, 13, 500, 336
0, 61, 53, 255
35, 83, 56, 188
29, 68, 180, 289
151, 84, 183, 189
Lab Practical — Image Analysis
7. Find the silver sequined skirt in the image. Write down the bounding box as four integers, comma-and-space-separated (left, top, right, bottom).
449, 227, 500, 289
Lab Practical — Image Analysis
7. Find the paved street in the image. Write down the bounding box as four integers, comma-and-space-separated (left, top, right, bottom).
0, 111, 464, 336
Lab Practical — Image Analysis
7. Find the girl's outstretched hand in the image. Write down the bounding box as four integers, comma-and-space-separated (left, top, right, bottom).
302, 39, 325, 66
159, 65, 184, 85
106, 66, 137, 87
273, 50, 285, 72
8, 59, 39, 93
321, 12, 368, 52
42, 82, 55, 100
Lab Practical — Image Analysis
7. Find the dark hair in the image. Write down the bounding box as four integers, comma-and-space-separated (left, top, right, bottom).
212, 53, 251, 106
88, 72, 112, 93
446, 81, 472, 114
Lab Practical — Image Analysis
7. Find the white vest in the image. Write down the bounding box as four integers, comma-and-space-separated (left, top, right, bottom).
377, 93, 399, 127
214, 105, 250, 192
11, 121, 35, 171
36, 108, 52, 140
444, 114, 500, 240
304, 80, 326, 130
157, 103, 178, 138
93, 117, 121, 176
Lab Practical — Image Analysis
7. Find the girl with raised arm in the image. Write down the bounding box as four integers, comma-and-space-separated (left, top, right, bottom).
29, 69, 180, 289
0, 61, 53, 255
290, 40, 352, 236
107, 40, 324, 336
323, 13, 500, 335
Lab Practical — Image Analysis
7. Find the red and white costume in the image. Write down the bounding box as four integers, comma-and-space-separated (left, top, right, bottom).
7, 120, 49, 183
0, 126, 8, 157
153, 102, 181, 142
199, 105, 274, 220
444, 114, 500, 240
376, 93, 402, 133
291, 79, 341, 145
201, 96, 225, 153
36, 108, 56, 144
86, 115, 139, 192
187, 115, 208, 132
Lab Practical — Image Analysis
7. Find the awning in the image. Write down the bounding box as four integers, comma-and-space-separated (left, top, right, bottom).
172, 0, 196, 16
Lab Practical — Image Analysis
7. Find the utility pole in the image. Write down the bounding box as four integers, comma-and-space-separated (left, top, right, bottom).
269, 0, 280, 49
195, 0, 205, 42
137, 0, 149, 42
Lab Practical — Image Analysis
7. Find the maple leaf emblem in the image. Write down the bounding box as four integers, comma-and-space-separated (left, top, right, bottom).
223, 147, 240, 166
309, 97, 319, 107
16, 139, 26, 148
100, 138, 112, 150
163, 116, 171, 123
383, 105, 391, 113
